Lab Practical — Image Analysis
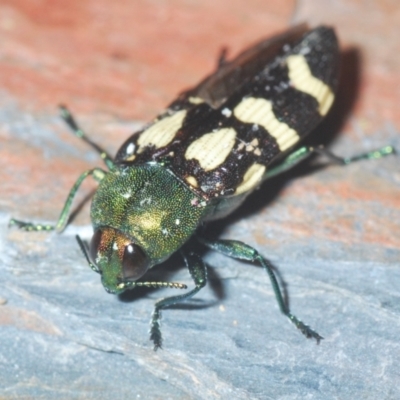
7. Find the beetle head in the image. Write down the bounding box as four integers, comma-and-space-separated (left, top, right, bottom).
89, 227, 150, 294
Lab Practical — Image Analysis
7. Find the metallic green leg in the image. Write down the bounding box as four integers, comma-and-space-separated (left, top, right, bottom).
59, 106, 115, 171
197, 236, 323, 343
150, 251, 207, 350
313, 144, 395, 164
9, 167, 106, 232
265, 144, 396, 180
10, 106, 112, 233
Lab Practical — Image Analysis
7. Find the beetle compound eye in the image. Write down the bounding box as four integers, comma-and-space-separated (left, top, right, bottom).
89, 229, 103, 266
122, 243, 150, 280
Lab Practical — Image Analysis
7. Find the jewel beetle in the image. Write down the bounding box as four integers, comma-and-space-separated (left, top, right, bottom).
10, 24, 395, 349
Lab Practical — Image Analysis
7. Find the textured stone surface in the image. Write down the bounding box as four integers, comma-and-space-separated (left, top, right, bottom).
1, 0, 400, 399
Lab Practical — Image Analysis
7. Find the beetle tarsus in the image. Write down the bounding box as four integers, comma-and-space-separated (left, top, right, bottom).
9, 218, 55, 232
150, 308, 163, 351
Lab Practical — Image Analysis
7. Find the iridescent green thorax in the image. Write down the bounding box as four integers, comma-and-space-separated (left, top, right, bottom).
91, 162, 208, 267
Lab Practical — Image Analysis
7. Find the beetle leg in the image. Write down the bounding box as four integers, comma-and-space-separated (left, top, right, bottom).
216, 47, 229, 69
9, 168, 106, 233
264, 144, 395, 180
150, 251, 207, 350
59, 105, 116, 171
313, 144, 396, 165
197, 236, 323, 344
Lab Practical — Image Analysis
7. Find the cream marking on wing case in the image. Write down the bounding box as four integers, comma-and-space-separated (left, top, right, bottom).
185, 175, 199, 188
185, 127, 237, 171
235, 163, 266, 194
137, 110, 187, 153
234, 97, 299, 151
286, 55, 335, 116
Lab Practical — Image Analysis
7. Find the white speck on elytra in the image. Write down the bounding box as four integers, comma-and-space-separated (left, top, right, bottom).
126, 142, 135, 155
175, 219, 180, 225
221, 108, 232, 117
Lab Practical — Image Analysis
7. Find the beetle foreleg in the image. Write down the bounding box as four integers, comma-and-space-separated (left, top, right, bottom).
9, 168, 106, 233
150, 251, 207, 350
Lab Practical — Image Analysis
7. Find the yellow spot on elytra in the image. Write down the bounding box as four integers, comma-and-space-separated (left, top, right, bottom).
125, 154, 136, 162
185, 128, 236, 171
189, 96, 204, 104
185, 175, 198, 188
137, 110, 187, 153
234, 97, 299, 151
245, 144, 255, 152
235, 163, 266, 194
287, 55, 335, 116
250, 138, 259, 146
